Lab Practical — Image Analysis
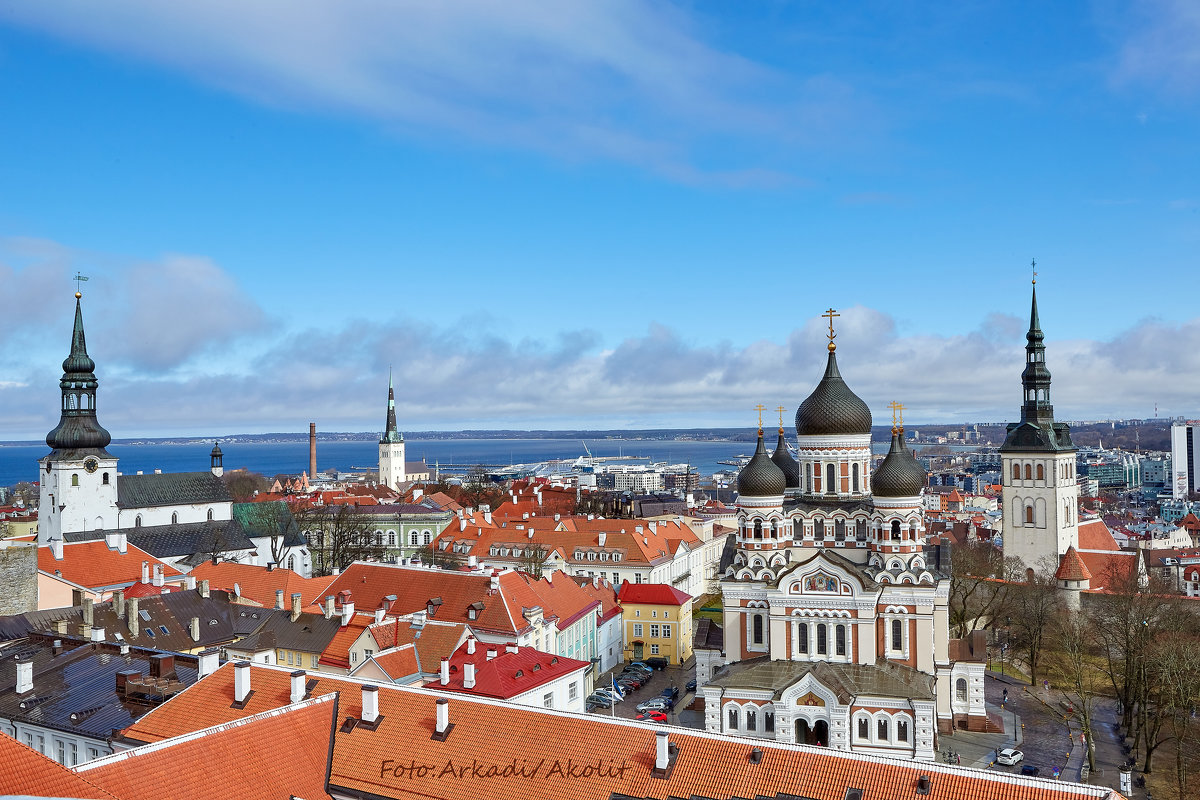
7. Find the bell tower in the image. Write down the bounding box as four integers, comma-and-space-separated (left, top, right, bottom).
378, 370, 407, 488
1000, 268, 1079, 570
39, 290, 119, 543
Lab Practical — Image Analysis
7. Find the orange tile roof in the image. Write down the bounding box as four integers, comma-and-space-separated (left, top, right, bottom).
1077, 519, 1120, 551
360, 644, 422, 681
319, 615, 372, 669
368, 618, 470, 672
81, 694, 335, 800
1054, 546, 1092, 582
191, 560, 337, 609
327, 683, 1124, 800
38, 541, 183, 590
117, 662, 364, 745
0, 733, 113, 799
122, 580, 181, 599
576, 576, 622, 623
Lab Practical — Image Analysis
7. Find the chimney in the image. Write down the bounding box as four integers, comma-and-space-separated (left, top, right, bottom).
115, 531, 127, 554
483, 508, 492, 525
149, 653, 175, 678
522, 512, 529, 520
486, 649, 497, 661
152, 564, 164, 587
91, 626, 104, 642
649, 521, 658, 533
291, 593, 303, 622
290, 670, 306, 703
190, 616, 200, 642
267, 562, 275, 572
49, 537, 64, 560
115, 669, 139, 696
197, 648, 220, 679
275, 590, 285, 610
433, 698, 452, 740
52, 638, 63, 655
309, 423, 317, 477
105, 530, 119, 550
199, 579, 210, 599
234, 661, 252, 705
635, 525, 643, 535
655, 731, 670, 770
598, 532, 607, 546
489, 574, 500, 592
592, 575, 599, 588
127, 598, 140, 637
54, 619, 67, 635
459, 518, 467, 532
114, 589, 125, 617
467, 555, 477, 568
554, 513, 561, 522
15, 660, 32, 694
362, 685, 380, 724
324, 595, 335, 619
464, 662, 476, 689
466, 638, 476, 655
439, 658, 450, 686
527, 529, 534, 539
340, 600, 355, 627
374, 607, 386, 624
185, 575, 196, 590
141, 561, 150, 584
82, 597, 94, 629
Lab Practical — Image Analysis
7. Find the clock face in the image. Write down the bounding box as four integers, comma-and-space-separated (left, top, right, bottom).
84, 458, 99, 474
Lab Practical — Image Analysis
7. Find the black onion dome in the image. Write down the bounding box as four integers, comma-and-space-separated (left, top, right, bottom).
795, 350, 872, 436
872, 430, 927, 497
45, 298, 111, 451
771, 429, 800, 489
738, 431, 786, 497
211, 442, 224, 458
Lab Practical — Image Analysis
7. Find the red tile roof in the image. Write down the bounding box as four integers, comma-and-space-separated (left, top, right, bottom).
1054, 546, 1092, 582
367, 618, 470, 672
191, 560, 337, 609
1078, 550, 1139, 590
81, 694, 335, 800
576, 576, 622, 623
434, 641, 590, 699
0, 733, 113, 799
38, 542, 183, 591
360, 644, 422, 681
617, 582, 691, 606
122, 580, 181, 599
1077, 519, 1120, 551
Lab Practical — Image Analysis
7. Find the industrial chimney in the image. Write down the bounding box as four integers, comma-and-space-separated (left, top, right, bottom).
309, 423, 317, 477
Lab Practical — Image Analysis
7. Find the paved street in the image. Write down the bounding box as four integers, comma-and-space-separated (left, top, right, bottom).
589, 660, 703, 728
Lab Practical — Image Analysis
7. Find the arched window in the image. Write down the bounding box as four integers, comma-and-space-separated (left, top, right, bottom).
171, 512, 178, 525
1036, 463, 1044, 481
897, 719, 909, 742
826, 463, 836, 492
835, 624, 846, 656
752, 614, 764, 645
891, 618, 903, 651
388, 532, 396, 546
68, 394, 78, 410
71, 474, 79, 486
805, 463, 812, 493
852, 463, 860, 492
877, 718, 889, 741
102, 473, 109, 485
745, 708, 757, 731
134, 515, 142, 527
1025, 505, 1034, 525
857, 717, 869, 740
816, 623, 828, 655
727, 708, 739, 730
814, 518, 824, 540
288, 555, 296, 571
207, 509, 214, 521
409, 532, 418, 546
891, 520, 901, 540
955, 678, 967, 701
765, 710, 775, 732
1024, 464, 1032, 480
1012, 463, 1020, 481
834, 518, 846, 540
423, 532, 432, 545
797, 624, 809, 654
754, 520, 762, 539
856, 519, 867, 540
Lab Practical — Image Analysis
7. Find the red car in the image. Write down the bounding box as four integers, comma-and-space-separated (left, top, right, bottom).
636, 711, 668, 723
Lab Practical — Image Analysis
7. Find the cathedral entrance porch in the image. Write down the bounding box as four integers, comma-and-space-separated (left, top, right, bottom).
795, 718, 829, 747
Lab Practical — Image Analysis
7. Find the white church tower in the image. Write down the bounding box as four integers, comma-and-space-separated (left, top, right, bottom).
378, 372, 407, 489
39, 292, 119, 543
1000, 276, 1079, 570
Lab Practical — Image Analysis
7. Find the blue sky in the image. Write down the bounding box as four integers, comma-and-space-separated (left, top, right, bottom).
1, 1, 1198, 439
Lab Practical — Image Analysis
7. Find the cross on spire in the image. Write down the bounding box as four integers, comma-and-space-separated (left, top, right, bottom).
822, 308, 839, 352
755, 404, 766, 431
776, 405, 787, 430
887, 401, 905, 430
1031, 258, 1037, 285
73, 272, 89, 298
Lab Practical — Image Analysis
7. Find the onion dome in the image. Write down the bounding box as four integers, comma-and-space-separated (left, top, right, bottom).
45, 296, 111, 451
770, 428, 800, 489
738, 430, 786, 497
210, 441, 224, 458
872, 429, 926, 497
795, 350, 872, 436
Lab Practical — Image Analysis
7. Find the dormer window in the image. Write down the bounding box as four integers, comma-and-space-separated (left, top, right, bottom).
171, 512, 178, 525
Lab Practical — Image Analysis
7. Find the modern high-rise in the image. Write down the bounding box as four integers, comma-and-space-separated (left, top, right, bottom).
1171, 422, 1200, 500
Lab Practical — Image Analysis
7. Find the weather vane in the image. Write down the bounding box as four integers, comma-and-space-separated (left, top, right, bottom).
887, 401, 905, 430
777, 405, 787, 430
822, 308, 839, 351
1031, 258, 1037, 285
73, 272, 89, 298
755, 404, 765, 430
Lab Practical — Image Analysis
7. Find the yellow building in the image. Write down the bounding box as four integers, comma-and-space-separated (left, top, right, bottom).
617, 583, 693, 665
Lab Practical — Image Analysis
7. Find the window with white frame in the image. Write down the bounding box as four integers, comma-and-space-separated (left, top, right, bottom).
650, 644, 660, 655
877, 718, 889, 741
891, 618, 903, 652
897, 718, 909, 742
633, 623, 643, 637
764, 710, 775, 732
857, 716, 869, 740
543, 692, 553, 708
568, 682, 578, 700
745, 708, 756, 730
727, 708, 739, 730
650, 624, 660, 638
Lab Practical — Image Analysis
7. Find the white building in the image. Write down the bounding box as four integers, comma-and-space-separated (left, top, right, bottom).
378, 372, 407, 489
1171, 422, 1200, 500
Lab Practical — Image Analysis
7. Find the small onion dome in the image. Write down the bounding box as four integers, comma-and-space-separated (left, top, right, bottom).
770, 429, 800, 489
210, 442, 224, 457
872, 429, 926, 497
738, 430, 786, 497
795, 350, 872, 436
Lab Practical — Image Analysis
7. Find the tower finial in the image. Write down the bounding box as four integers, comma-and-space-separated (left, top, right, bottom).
1031, 258, 1037, 285
755, 404, 765, 432
776, 405, 787, 432
73, 272, 89, 299
887, 401, 905, 433
821, 308, 840, 352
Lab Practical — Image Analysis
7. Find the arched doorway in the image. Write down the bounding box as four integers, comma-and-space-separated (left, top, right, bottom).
794, 718, 829, 746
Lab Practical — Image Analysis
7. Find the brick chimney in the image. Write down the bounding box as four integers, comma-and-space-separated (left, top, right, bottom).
127, 598, 140, 637
309, 423, 317, 477
291, 593, 302, 623
149, 653, 175, 679
275, 590, 285, 610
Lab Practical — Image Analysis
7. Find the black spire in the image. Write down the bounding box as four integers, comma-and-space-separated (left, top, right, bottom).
45, 296, 112, 452
1000, 280, 1075, 453
381, 370, 402, 444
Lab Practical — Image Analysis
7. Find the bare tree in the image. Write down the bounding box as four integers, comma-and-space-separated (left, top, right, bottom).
516, 544, 550, 576
1008, 559, 1062, 684
947, 541, 1021, 638
221, 470, 269, 502
1150, 634, 1200, 799
238, 501, 303, 570
295, 504, 384, 576
415, 540, 465, 570
1049, 611, 1105, 770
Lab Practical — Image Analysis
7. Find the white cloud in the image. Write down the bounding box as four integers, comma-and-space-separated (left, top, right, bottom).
0, 1, 869, 181
1112, 0, 1200, 96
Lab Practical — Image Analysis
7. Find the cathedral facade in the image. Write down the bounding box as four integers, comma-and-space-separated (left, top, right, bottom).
698, 322, 987, 760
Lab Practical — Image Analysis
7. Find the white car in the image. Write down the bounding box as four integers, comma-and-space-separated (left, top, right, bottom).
996, 748, 1023, 766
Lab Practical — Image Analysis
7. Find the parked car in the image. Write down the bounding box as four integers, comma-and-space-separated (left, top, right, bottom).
585, 694, 612, 708
685, 678, 697, 693
1019, 765, 1041, 777
584, 700, 600, 713
660, 687, 679, 702
618, 672, 647, 687
996, 748, 1023, 766
646, 657, 669, 670
626, 662, 653, 674
593, 688, 622, 702
635, 711, 668, 723
636, 698, 670, 712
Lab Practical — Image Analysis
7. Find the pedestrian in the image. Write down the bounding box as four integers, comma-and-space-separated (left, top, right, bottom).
956, 753, 961, 765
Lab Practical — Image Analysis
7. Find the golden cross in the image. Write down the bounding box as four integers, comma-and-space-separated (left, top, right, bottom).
776, 405, 787, 429
1031, 258, 1037, 285
821, 308, 839, 344
887, 401, 905, 428
755, 404, 765, 429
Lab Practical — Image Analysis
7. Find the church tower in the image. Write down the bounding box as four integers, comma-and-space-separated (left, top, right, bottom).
378, 372, 407, 488
1000, 277, 1078, 570
39, 293, 119, 543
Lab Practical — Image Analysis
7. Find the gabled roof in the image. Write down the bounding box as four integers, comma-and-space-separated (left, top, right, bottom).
355, 644, 421, 682
1055, 546, 1092, 582
436, 641, 590, 699
0, 730, 113, 799
64, 519, 257, 563
617, 582, 691, 606
191, 560, 337, 609
227, 607, 343, 655
116, 471, 231, 509
38, 541, 183, 591
80, 694, 336, 800
1078, 518, 1121, 551
367, 618, 470, 673
574, 576, 622, 623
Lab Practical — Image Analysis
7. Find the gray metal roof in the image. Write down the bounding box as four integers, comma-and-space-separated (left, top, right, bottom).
116, 471, 232, 509
708, 657, 935, 703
